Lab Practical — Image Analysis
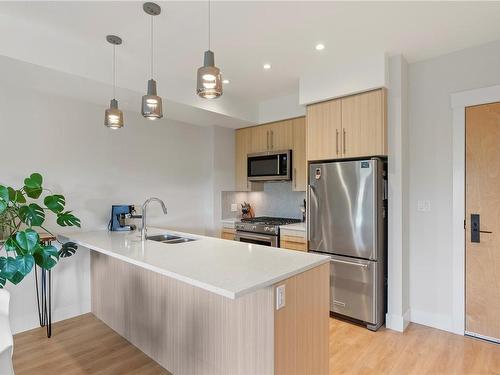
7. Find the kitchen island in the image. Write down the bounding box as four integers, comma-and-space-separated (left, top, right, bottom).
63, 228, 330, 375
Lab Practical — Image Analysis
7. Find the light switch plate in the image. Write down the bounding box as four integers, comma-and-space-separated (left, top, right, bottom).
417, 200, 431, 212
231, 203, 238, 212
276, 284, 286, 310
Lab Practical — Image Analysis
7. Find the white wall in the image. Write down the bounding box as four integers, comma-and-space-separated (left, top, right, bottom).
258, 92, 305, 124
408, 39, 500, 331
0, 62, 234, 333
299, 53, 388, 105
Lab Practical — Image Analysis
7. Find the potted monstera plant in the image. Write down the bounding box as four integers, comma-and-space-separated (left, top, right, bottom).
0, 173, 80, 288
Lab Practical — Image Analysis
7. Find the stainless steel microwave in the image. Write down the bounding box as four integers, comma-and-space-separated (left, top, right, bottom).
247, 150, 292, 181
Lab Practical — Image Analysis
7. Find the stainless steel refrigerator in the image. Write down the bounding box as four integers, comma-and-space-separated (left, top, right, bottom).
308, 158, 387, 331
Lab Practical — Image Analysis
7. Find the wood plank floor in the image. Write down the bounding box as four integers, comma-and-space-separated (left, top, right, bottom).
13, 313, 500, 374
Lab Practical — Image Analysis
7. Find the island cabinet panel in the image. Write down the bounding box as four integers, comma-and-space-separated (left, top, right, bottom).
91, 251, 275, 375
274, 262, 330, 375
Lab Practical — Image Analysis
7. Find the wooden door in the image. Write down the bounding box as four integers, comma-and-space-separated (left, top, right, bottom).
270, 120, 294, 151
306, 99, 342, 161
249, 124, 271, 154
465, 102, 500, 341
292, 117, 306, 191
235, 128, 252, 191
341, 89, 387, 158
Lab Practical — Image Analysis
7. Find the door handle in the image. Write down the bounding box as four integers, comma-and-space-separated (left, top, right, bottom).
267, 131, 270, 150
471, 214, 492, 243
332, 300, 346, 307
336, 129, 339, 155
343, 129, 346, 155
294, 168, 297, 188
330, 258, 368, 268
271, 130, 274, 149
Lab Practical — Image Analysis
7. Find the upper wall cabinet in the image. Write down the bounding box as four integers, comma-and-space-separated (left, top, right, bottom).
249, 120, 294, 154
235, 128, 263, 191
341, 89, 387, 158
306, 99, 342, 161
306, 88, 387, 161
235, 117, 306, 192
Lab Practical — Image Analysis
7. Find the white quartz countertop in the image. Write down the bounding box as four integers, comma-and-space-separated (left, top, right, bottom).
61, 227, 328, 300
279, 222, 306, 232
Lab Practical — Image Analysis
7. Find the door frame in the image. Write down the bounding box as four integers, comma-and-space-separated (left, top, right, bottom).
451, 84, 500, 336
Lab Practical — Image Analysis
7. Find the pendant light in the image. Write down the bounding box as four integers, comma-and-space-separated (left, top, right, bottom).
196, 0, 222, 99
104, 35, 124, 129
142, 2, 163, 120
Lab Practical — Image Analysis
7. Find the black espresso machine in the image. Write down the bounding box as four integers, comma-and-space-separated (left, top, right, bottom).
108, 205, 141, 231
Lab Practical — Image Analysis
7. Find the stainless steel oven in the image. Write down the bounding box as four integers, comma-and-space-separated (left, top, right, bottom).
247, 150, 291, 182
234, 231, 277, 247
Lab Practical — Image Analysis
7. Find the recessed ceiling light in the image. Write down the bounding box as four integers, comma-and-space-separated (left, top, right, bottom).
223, 79, 230, 84
315, 43, 325, 51
263, 63, 271, 70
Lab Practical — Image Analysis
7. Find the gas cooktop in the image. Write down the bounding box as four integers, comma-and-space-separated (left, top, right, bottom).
236, 216, 302, 235
240, 216, 302, 226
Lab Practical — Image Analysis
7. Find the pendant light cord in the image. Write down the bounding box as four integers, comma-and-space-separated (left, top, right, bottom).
208, 0, 211, 51
150, 15, 154, 79
113, 44, 116, 100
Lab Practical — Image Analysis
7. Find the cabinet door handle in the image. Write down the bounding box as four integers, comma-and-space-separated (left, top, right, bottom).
267, 131, 270, 150
271, 130, 274, 150
336, 129, 339, 155
343, 129, 346, 155
294, 168, 297, 188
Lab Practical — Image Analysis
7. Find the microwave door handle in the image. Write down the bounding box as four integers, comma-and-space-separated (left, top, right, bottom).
277, 155, 280, 175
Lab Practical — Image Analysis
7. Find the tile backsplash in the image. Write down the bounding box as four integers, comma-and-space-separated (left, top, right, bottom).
221, 182, 306, 220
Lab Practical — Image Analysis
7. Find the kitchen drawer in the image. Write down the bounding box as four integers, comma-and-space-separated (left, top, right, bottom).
280, 234, 307, 252
220, 228, 235, 241
329, 254, 378, 324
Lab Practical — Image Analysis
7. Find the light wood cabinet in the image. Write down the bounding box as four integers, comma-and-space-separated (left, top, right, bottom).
306, 99, 342, 161
220, 228, 235, 241
249, 124, 271, 154
235, 128, 263, 191
306, 89, 387, 161
341, 89, 387, 158
292, 117, 307, 191
269, 120, 293, 151
280, 234, 307, 252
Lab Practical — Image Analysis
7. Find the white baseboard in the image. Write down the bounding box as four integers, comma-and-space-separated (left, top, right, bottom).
385, 309, 410, 332
409, 309, 462, 335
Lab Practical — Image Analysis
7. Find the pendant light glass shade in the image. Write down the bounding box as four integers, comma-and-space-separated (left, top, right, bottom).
197, 50, 222, 99
197, 0, 222, 99
104, 35, 124, 129
105, 99, 124, 129
142, 79, 163, 120
142, 3, 163, 120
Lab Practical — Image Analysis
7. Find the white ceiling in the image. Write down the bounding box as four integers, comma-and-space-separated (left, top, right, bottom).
1, 1, 500, 125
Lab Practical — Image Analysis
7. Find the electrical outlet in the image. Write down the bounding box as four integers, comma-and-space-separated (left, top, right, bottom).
417, 200, 431, 212
276, 285, 286, 310
231, 203, 238, 212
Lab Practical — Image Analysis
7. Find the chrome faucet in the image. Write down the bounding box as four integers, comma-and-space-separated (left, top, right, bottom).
141, 197, 168, 241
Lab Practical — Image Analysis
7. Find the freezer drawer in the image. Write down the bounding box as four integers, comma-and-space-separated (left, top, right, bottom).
328, 254, 378, 325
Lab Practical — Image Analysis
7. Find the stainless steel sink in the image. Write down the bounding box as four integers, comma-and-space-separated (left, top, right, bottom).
146, 234, 197, 244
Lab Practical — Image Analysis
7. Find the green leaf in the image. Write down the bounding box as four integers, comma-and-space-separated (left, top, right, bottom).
4, 237, 20, 255
59, 242, 78, 258
24, 173, 43, 189
15, 229, 40, 254
24, 186, 42, 199
19, 203, 45, 227
0, 185, 9, 203
44, 194, 65, 214
15, 254, 34, 276
0, 201, 6, 215
0, 256, 19, 279
8, 271, 25, 285
8, 187, 26, 204
56, 211, 80, 227
34, 245, 59, 270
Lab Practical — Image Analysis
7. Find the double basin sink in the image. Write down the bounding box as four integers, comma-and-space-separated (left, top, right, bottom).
146, 233, 197, 244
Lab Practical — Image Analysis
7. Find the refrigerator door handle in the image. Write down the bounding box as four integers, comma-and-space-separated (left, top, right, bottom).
330, 258, 368, 269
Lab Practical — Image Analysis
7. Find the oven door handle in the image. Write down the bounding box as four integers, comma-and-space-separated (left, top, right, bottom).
235, 233, 275, 242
